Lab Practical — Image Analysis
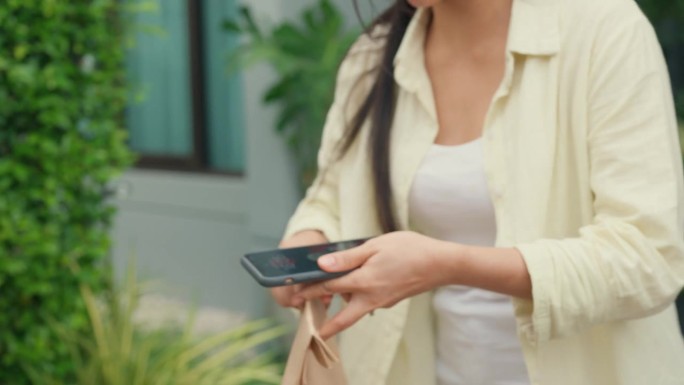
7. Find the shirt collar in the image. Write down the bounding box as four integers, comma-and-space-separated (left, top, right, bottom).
507, 0, 561, 56
393, 0, 560, 87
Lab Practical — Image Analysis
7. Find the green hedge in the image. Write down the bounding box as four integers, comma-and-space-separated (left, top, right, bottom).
0, 1, 133, 383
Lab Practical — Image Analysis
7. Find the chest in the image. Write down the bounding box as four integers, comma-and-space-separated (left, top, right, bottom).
408, 140, 497, 246
338, 53, 593, 243
426, 53, 506, 145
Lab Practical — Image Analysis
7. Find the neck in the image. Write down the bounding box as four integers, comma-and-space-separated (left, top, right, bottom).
428, 0, 513, 56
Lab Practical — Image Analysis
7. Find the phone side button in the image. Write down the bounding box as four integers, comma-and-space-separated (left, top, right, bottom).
284, 278, 294, 285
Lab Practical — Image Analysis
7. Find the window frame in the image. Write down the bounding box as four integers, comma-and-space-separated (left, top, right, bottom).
133, 0, 242, 176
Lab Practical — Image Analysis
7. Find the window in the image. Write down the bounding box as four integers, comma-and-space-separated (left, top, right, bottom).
125, 0, 244, 173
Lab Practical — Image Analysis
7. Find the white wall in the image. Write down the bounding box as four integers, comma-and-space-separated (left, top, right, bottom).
111, 171, 256, 313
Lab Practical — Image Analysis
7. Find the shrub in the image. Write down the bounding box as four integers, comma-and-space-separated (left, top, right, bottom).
25, 265, 286, 385
224, 0, 359, 190
0, 1, 133, 383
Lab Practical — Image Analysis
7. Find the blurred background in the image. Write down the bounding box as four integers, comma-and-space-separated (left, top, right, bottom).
113, 0, 380, 322
0, 0, 682, 384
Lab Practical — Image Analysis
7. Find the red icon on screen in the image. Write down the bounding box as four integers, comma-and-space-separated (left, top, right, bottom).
270, 255, 295, 270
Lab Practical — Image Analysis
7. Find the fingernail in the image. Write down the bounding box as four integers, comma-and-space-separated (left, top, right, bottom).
319, 255, 336, 268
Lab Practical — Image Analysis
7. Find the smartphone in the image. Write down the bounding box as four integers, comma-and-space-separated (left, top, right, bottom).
240, 238, 368, 287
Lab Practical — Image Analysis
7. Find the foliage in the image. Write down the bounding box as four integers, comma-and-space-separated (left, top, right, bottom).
25, 265, 286, 385
224, 0, 359, 190
0, 1, 134, 383
636, 0, 684, 121
637, 0, 684, 44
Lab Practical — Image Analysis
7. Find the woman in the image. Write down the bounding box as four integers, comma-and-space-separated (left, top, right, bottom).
273, 0, 684, 384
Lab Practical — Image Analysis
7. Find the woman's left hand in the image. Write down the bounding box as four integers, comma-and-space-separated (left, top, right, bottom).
293, 231, 456, 339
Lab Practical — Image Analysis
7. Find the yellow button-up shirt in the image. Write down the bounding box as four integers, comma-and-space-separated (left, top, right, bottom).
284, 0, 684, 384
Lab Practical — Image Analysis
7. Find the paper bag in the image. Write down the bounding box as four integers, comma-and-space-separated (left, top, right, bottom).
281, 299, 348, 385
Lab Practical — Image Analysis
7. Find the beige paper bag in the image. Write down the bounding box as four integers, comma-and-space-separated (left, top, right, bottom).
281, 299, 348, 385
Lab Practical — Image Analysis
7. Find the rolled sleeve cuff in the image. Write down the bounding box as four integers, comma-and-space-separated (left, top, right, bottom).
514, 242, 555, 344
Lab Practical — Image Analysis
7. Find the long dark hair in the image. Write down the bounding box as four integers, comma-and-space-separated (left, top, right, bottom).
336, 1, 415, 233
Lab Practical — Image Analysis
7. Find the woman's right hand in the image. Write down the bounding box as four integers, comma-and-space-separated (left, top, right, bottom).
270, 230, 329, 309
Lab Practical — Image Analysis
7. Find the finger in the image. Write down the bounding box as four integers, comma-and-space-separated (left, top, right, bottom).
322, 294, 333, 309
319, 299, 371, 340
269, 288, 289, 307
294, 281, 334, 302
295, 273, 358, 300
318, 243, 375, 272
270, 285, 304, 309
291, 295, 305, 309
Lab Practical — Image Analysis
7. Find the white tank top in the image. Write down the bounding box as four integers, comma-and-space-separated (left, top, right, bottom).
408, 138, 530, 385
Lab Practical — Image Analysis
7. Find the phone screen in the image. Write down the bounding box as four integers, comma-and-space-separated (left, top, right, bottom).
245, 239, 366, 278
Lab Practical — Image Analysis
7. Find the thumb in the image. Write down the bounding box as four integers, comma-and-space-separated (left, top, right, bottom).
318, 244, 373, 272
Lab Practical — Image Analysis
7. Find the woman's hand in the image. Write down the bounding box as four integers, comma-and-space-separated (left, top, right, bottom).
293, 231, 455, 338
270, 230, 330, 310
294, 231, 532, 339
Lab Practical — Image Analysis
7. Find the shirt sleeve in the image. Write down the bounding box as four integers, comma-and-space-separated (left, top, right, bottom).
283, 34, 383, 242
514, 7, 684, 343
282, 100, 344, 242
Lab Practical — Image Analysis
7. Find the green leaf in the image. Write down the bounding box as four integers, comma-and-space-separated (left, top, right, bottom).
275, 102, 304, 134
225, 0, 360, 192
239, 6, 262, 39
263, 74, 299, 103
222, 19, 241, 33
